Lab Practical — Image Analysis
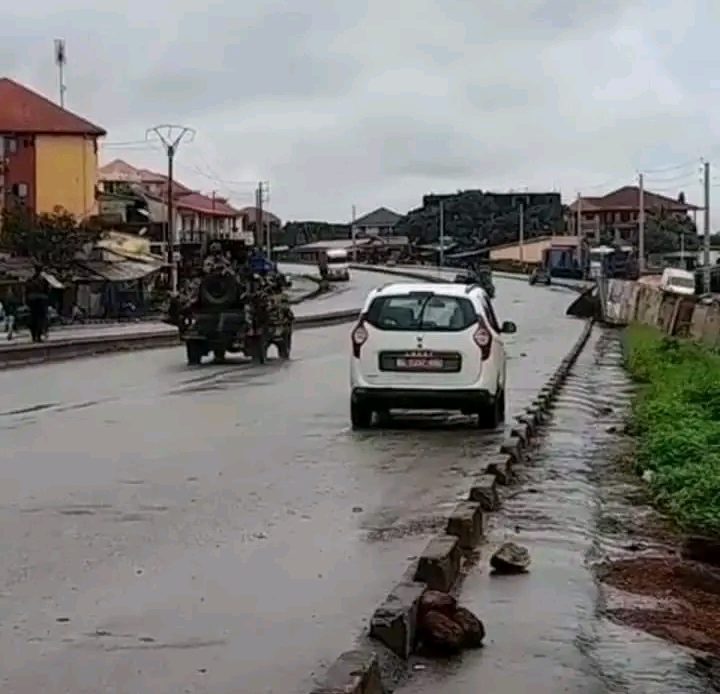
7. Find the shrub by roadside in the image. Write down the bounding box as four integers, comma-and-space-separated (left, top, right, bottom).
625, 324, 720, 534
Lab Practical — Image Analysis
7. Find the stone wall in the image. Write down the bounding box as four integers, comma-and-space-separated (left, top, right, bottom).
605, 279, 720, 343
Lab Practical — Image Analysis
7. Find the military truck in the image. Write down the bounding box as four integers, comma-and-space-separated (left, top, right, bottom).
172, 242, 293, 365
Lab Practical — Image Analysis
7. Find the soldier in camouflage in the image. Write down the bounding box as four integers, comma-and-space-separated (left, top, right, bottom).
203, 242, 233, 275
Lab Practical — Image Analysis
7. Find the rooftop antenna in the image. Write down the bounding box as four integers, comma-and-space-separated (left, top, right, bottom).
54, 39, 67, 108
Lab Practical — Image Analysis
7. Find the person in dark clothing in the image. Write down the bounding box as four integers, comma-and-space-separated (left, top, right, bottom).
26, 265, 50, 343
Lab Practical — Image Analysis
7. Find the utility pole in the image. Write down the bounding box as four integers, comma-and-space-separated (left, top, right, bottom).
704, 160, 711, 294
146, 125, 196, 294
351, 205, 357, 262
255, 181, 271, 258
518, 199, 525, 263
54, 39, 66, 108
638, 172, 645, 274
439, 200, 445, 267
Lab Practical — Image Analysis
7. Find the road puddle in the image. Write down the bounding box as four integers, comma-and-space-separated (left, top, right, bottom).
397, 328, 717, 693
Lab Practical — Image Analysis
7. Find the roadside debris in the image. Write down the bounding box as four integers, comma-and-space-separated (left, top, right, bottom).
417, 590, 485, 656
490, 542, 531, 574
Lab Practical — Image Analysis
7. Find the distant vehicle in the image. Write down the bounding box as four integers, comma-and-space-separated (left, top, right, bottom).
349, 282, 516, 429
660, 267, 696, 296
319, 249, 350, 281
588, 245, 638, 280
529, 266, 551, 286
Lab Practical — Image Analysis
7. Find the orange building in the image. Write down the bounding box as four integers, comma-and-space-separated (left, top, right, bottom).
0, 78, 106, 219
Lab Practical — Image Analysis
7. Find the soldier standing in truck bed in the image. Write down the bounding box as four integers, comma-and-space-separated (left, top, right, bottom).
203, 242, 233, 275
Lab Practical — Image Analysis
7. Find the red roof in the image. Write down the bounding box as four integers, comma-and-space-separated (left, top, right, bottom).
571, 185, 700, 212
0, 77, 105, 136
175, 191, 239, 216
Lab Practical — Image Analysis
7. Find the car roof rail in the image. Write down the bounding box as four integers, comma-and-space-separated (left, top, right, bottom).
464, 283, 482, 294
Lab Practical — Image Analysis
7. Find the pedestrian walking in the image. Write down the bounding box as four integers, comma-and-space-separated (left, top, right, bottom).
25, 265, 49, 343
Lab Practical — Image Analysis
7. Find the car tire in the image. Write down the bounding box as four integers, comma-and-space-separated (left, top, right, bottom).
213, 348, 226, 363
351, 400, 373, 429
186, 341, 204, 366
477, 388, 503, 430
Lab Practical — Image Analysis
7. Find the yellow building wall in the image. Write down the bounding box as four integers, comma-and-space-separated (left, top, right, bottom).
35, 135, 99, 219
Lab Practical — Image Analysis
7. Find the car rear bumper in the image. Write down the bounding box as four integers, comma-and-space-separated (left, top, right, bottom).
351, 386, 491, 410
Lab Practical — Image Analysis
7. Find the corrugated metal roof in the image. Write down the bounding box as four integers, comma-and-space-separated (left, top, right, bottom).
80, 259, 163, 282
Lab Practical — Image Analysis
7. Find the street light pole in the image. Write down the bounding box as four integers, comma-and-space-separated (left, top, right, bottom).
704, 160, 711, 294
638, 172, 645, 274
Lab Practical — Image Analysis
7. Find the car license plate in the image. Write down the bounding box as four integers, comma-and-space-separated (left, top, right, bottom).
396, 356, 444, 370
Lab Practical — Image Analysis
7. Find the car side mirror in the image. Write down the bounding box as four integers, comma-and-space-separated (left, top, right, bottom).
501, 321, 517, 334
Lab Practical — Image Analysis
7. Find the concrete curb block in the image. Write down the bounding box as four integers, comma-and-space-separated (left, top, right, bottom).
469, 474, 501, 511
369, 582, 426, 660
485, 454, 514, 485
413, 535, 462, 592
309, 650, 384, 694
446, 501, 486, 550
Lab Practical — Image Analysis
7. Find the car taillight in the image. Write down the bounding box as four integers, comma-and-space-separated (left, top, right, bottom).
351, 321, 368, 357
473, 317, 492, 360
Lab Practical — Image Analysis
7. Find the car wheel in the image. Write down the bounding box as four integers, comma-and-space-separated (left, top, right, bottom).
351, 400, 373, 429
213, 348, 226, 363
186, 341, 204, 366
477, 389, 503, 430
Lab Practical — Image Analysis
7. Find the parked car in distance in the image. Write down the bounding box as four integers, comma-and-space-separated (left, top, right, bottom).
660, 267, 695, 296
529, 266, 551, 286
349, 282, 516, 429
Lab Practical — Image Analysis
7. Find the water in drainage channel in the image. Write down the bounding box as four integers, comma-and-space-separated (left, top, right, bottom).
395, 327, 713, 694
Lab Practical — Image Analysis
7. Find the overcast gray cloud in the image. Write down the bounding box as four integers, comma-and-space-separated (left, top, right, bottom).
2, 0, 718, 225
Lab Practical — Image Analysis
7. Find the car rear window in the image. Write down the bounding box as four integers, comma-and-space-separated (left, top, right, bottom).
365, 293, 477, 331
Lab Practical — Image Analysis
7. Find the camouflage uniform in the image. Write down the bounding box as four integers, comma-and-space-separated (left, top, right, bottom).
203, 243, 233, 275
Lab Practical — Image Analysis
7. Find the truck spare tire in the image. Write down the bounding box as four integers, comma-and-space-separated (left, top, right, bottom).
200, 274, 238, 306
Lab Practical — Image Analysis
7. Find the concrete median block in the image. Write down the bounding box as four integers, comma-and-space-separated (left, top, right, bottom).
369, 581, 425, 659
446, 501, 486, 549
510, 423, 531, 446
500, 437, 523, 462
310, 650, 384, 694
485, 454, 513, 485
414, 535, 462, 592
469, 474, 500, 511
525, 405, 544, 425
515, 414, 537, 437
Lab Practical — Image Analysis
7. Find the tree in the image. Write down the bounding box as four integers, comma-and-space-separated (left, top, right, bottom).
0, 206, 102, 272
644, 209, 698, 255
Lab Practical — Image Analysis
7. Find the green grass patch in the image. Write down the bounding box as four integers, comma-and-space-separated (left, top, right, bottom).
625, 324, 720, 534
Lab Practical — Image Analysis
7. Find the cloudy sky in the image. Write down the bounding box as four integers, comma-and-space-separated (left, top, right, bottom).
3, 0, 720, 224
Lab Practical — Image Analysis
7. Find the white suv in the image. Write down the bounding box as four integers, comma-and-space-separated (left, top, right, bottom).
349, 282, 516, 429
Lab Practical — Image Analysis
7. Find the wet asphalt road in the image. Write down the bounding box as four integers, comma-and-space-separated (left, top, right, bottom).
0, 271, 584, 693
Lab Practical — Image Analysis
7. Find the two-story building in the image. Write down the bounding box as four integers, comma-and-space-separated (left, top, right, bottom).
567, 186, 700, 244
98, 159, 247, 256
0, 77, 105, 219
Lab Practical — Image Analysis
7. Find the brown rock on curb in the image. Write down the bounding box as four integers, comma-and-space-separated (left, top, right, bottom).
309, 650, 384, 694
416, 592, 486, 655
414, 535, 462, 592
454, 606, 485, 648
490, 542, 531, 574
